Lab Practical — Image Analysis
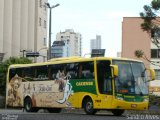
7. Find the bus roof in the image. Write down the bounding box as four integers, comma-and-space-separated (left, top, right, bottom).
8, 56, 143, 69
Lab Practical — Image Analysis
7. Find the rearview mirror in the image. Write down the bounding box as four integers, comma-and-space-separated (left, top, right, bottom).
146, 68, 155, 81
110, 65, 118, 77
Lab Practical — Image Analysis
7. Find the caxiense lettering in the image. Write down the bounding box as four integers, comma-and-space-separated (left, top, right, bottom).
76, 82, 93, 86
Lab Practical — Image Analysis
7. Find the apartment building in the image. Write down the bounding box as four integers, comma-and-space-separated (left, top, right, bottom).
51, 40, 70, 58
90, 35, 101, 52
56, 29, 82, 57
0, 0, 48, 62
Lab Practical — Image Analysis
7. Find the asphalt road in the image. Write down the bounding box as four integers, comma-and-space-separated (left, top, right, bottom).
0, 109, 160, 120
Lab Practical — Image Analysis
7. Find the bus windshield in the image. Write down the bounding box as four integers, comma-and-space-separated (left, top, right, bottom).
113, 60, 148, 95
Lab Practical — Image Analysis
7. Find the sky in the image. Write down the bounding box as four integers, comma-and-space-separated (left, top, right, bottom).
48, 0, 152, 57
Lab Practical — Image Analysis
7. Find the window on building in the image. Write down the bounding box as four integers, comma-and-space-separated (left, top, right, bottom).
44, 3, 47, 11
151, 30, 160, 38
39, 17, 42, 26
44, 20, 46, 28
151, 49, 158, 58
39, 0, 42, 8
43, 38, 47, 46
151, 49, 160, 58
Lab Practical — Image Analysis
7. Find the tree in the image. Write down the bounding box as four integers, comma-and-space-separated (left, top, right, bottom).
0, 57, 32, 95
135, 0, 160, 61
140, 0, 160, 48
134, 50, 159, 66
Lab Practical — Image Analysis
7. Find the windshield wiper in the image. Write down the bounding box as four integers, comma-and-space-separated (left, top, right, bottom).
135, 76, 144, 96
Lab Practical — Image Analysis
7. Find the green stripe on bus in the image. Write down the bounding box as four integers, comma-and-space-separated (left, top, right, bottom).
69, 79, 97, 94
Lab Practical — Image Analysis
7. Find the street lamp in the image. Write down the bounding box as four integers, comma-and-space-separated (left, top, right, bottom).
46, 2, 60, 60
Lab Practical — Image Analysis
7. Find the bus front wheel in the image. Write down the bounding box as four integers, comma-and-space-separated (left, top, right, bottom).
83, 98, 97, 115
111, 109, 125, 116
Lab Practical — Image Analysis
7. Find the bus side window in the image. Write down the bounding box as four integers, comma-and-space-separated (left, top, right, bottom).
23, 67, 34, 81
81, 62, 94, 79
52, 73, 56, 80
9, 68, 16, 81
50, 64, 66, 80
66, 63, 78, 79
9, 68, 23, 81
34, 66, 49, 81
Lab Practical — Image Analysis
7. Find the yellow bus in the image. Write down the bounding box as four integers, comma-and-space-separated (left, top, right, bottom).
6, 56, 155, 116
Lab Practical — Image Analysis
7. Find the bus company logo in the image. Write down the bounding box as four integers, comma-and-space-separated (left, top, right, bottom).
76, 82, 93, 86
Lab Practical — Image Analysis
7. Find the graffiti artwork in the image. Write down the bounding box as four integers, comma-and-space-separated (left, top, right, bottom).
7, 70, 74, 108
7, 74, 23, 106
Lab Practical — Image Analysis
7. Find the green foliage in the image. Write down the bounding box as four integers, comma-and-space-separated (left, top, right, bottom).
0, 57, 32, 95
140, 0, 160, 40
151, 0, 160, 10
149, 94, 160, 108
134, 50, 144, 58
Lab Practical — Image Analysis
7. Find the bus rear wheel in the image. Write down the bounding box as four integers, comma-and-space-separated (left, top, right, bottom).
83, 98, 97, 115
111, 109, 125, 116
24, 97, 38, 112
47, 108, 62, 113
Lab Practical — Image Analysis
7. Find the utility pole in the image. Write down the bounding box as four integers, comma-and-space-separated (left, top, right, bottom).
46, 3, 60, 60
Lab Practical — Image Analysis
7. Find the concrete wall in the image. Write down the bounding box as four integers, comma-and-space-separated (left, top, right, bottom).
0, 0, 48, 62
0, 0, 4, 53
122, 17, 151, 68
12, 0, 21, 57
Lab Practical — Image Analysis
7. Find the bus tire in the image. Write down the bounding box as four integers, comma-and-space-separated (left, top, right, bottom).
83, 98, 97, 115
111, 109, 124, 116
24, 97, 38, 112
47, 108, 62, 113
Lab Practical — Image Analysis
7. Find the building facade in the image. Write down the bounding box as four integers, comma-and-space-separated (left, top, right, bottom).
51, 40, 70, 58
122, 17, 160, 95
90, 35, 101, 52
56, 29, 82, 57
0, 0, 48, 62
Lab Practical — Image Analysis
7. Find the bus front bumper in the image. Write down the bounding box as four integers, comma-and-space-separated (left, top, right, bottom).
111, 99, 148, 110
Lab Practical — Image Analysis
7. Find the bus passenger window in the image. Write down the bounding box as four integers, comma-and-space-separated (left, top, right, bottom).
9, 69, 16, 81
80, 62, 94, 79
66, 63, 78, 79
35, 66, 48, 80
23, 67, 34, 81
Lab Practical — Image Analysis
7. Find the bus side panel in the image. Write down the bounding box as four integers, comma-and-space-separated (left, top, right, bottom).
6, 77, 72, 108
22, 80, 72, 108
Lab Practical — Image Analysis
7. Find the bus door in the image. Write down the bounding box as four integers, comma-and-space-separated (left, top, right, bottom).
96, 60, 113, 107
